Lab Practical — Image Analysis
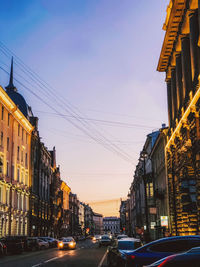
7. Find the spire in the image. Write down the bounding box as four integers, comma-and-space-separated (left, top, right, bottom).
6, 57, 17, 92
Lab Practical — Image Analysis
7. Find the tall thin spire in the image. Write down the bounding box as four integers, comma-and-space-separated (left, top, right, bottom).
6, 57, 17, 92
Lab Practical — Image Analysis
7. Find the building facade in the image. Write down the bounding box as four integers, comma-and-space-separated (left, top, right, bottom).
158, 0, 200, 235
60, 180, 71, 236
0, 66, 33, 237
93, 212, 103, 235
103, 217, 120, 235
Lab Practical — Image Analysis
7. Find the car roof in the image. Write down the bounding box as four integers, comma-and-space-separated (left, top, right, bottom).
118, 238, 140, 242
187, 246, 200, 253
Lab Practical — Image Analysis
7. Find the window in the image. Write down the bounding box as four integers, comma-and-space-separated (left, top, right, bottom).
1, 106, 4, 120
21, 150, 23, 163
26, 133, 28, 144
6, 189, 9, 205
18, 124, 20, 136
8, 113, 10, 126
149, 240, 189, 253
25, 173, 28, 186
0, 156, 3, 174
17, 168, 20, 182
11, 165, 14, 179
22, 129, 24, 141
17, 146, 20, 160
21, 195, 24, 211
25, 153, 28, 168
0, 187, 2, 202
6, 162, 9, 176
7, 137, 9, 151
0, 132, 3, 147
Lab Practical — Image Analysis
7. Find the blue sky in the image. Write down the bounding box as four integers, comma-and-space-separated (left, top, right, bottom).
0, 0, 169, 215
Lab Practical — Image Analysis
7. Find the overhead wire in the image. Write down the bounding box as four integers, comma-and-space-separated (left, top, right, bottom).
0, 43, 137, 163
1, 52, 137, 164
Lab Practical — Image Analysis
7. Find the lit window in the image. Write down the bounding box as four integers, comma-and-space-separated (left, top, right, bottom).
18, 124, 20, 136
8, 113, 10, 126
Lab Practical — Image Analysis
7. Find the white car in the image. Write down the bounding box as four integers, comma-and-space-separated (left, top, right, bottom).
37, 239, 49, 249
58, 237, 76, 250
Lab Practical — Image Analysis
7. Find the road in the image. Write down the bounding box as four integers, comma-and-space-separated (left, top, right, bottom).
0, 239, 108, 267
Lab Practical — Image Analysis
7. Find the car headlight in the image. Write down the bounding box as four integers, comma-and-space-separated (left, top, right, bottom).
93, 237, 96, 241
69, 241, 75, 247
58, 241, 64, 248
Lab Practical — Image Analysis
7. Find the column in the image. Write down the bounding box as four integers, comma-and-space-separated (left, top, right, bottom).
189, 10, 199, 83
181, 36, 192, 103
167, 79, 172, 128
171, 68, 177, 126
176, 54, 183, 113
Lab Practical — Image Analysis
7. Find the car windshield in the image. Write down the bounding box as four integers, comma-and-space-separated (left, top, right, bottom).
64, 238, 73, 242
102, 236, 110, 240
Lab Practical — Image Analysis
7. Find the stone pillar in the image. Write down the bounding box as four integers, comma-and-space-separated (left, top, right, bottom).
181, 36, 192, 103
171, 68, 177, 127
176, 54, 183, 114
189, 10, 199, 83
167, 79, 172, 128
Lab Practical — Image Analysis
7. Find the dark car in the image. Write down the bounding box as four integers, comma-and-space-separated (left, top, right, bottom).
0, 241, 7, 256
40, 237, 57, 247
146, 246, 200, 267
125, 235, 200, 267
0, 236, 24, 254
99, 235, 112, 247
107, 238, 142, 267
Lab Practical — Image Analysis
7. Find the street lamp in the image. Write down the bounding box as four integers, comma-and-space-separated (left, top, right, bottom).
140, 149, 150, 242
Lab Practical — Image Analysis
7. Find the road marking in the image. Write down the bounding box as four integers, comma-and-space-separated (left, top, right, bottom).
31, 253, 67, 266
97, 251, 107, 267
45, 256, 59, 263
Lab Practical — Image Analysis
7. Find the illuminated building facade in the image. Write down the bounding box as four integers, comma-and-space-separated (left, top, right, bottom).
60, 180, 71, 236
158, 0, 200, 235
0, 62, 33, 236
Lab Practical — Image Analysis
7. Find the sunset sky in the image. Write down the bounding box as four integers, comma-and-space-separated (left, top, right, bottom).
0, 0, 169, 216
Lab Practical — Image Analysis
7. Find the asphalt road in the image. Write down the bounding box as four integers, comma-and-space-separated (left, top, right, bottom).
0, 239, 108, 267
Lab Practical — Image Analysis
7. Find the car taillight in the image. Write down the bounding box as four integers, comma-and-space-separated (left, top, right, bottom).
127, 255, 135, 260
158, 255, 176, 267
3, 245, 6, 249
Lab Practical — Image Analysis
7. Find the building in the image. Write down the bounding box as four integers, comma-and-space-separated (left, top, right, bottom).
84, 204, 94, 235
150, 127, 169, 239
69, 193, 80, 236
60, 180, 71, 236
79, 202, 85, 235
103, 217, 120, 235
0, 60, 33, 236
93, 212, 103, 235
50, 147, 63, 238
157, 0, 200, 235
119, 200, 127, 234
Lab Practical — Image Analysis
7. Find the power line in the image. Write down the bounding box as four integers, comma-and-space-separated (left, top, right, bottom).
0, 43, 137, 164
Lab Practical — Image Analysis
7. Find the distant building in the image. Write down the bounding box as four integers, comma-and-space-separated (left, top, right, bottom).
103, 217, 120, 234
84, 204, 94, 235
119, 200, 127, 233
93, 212, 103, 234
79, 202, 85, 235
60, 180, 71, 236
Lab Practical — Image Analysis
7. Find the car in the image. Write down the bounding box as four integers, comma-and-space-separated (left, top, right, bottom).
99, 235, 112, 247
39, 237, 57, 247
125, 235, 200, 267
57, 237, 76, 250
0, 236, 24, 254
107, 238, 142, 267
146, 246, 200, 267
0, 241, 7, 256
37, 239, 49, 250
117, 234, 128, 240
92, 235, 102, 242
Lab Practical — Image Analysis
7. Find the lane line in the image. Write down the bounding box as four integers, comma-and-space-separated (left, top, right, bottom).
45, 256, 59, 263
97, 251, 107, 267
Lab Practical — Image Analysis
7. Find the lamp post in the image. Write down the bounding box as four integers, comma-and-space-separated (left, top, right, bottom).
140, 149, 150, 242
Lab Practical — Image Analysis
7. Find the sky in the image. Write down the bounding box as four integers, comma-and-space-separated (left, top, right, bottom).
0, 0, 169, 216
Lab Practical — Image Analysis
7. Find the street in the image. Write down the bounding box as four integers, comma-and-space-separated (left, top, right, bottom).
0, 239, 107, 267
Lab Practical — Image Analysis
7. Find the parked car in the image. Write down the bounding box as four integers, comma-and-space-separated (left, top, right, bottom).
37, 239, 49, 250
0, 241, 7, 256
57, 237, 76, 250
0, 236, 24, 254
99, 235, 112, 247
107, 238, 142, 267
39, 237, 57, 247
146, 246, 200, 267
117, 234, 128, 240
26, 237, 39, 251
125, 235, 200, 267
